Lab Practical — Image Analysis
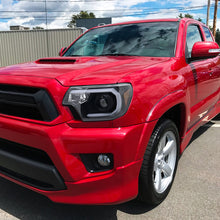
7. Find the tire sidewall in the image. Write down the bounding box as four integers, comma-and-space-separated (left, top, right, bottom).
138, 119, 180, 205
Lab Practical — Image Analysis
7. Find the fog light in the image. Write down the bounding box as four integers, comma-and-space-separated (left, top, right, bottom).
80, 153, 113, 172
97, 154, 111, 167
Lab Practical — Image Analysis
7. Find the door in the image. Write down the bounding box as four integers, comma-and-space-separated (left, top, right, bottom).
185, 24, 217, 129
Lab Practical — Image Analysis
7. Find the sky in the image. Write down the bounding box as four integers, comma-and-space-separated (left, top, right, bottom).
0, 0, 219, 31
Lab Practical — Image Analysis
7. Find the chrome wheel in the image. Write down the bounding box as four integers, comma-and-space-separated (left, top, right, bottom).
153, 131, 177, 194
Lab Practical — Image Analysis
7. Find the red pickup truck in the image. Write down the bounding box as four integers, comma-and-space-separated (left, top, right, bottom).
0, 18, 219, 205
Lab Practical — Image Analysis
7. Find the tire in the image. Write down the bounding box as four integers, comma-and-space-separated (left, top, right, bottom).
138, 119, 180, 205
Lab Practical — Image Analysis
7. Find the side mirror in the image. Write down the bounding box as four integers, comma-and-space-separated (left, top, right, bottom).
191, 41, 220, 58
59, 47, 67, 56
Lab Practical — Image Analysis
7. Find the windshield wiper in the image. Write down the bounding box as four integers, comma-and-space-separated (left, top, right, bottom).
67, 55, 83, 57
97, 53, 136, 56
66, 54, 138, 57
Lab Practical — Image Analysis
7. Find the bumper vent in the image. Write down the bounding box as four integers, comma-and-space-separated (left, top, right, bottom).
0, 138, 66, 191
0, 84, 59, 121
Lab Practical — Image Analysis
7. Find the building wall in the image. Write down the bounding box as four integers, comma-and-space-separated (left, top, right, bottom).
0, 28, 83, 67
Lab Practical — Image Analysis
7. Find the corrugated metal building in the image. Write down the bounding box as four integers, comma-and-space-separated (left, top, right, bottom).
0, 28, 83, 67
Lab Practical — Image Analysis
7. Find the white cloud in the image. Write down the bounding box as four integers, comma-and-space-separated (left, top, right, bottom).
0, 17, 35, 31
0, 0, 159, 30
188, 0, 207, 7
112, 16, 145, 24
168, 0, 207, 7
0, 0, 219, 30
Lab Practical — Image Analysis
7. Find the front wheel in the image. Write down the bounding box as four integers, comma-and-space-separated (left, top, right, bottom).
138, 119, 179, 205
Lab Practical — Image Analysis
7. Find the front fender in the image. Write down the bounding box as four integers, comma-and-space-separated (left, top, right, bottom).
146, 90, 187, 122
134, 90, 188, 161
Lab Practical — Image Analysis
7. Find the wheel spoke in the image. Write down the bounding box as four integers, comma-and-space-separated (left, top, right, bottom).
155, 169, 162, 191
162, 162, 172, 177
154, 157, 158, 172
158, 135, 166, 153
163, 140, 175, 156
151, 126, 178, 195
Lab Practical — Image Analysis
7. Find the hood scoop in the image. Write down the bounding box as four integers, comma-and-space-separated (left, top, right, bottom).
35, 57, 76, 64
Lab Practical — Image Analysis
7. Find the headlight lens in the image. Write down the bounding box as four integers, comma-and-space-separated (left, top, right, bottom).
63, 83, 133, 121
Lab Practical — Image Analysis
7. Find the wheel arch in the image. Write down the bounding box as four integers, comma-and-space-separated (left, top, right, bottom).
135, 91, 188, 161
159, 104, 186, 139
146, 90, 187, 138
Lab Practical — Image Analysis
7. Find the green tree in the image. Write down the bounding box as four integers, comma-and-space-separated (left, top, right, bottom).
178, 13, 194, 19
215, 29, 220, 45
178, 13, 184, 18
33, 26, 44, 30
208, 26, 220, 45
178, 13, 204, 23
184, 13, 194, 18
67, 11, 96, 28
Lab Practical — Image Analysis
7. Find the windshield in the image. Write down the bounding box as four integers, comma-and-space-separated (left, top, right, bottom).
64, 21, 178, 57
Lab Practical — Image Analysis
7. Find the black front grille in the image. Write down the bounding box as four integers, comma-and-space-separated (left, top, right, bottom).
0, 84, 59, 121
0, 138, 66, 191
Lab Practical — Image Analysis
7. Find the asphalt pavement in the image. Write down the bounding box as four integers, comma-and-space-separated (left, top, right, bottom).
0, 115, 219, 220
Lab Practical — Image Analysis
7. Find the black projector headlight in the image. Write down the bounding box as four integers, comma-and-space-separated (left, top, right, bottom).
62, 84, 133, 121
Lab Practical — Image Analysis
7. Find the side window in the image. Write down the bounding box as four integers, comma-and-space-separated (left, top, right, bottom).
186, 25, 203, 58
202, 26, 213, 41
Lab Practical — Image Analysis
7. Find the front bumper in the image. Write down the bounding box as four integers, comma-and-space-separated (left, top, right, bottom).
0, 115, 157, 204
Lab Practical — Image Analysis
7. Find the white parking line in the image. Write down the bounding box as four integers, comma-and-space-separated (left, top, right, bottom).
204, 123, 220, 128
211, 124, 220, 127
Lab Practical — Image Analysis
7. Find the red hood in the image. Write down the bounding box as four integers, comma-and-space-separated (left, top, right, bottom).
0, 56, 170, 86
